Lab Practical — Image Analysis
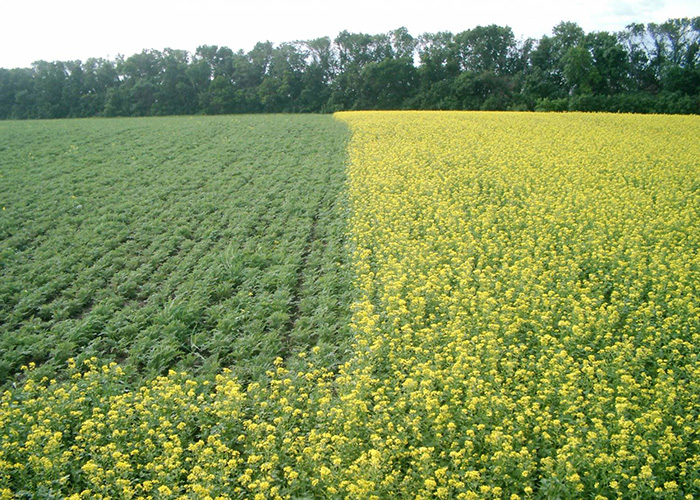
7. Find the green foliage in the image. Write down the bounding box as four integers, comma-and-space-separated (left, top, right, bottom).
0, 17, 699, 117
535, 91, 700, 113
0, 115, 354, 386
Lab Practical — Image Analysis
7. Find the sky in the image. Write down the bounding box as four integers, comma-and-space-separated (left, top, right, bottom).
1, 0, 698, 69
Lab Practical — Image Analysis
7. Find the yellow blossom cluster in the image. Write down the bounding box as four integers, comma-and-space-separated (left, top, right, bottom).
1, 111, 699, 499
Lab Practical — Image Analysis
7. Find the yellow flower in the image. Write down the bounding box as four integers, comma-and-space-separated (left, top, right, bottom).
158, 485, 173, 496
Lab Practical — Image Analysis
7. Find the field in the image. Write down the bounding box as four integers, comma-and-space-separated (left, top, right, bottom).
1, 111, 699, 499
0, 115, 354, 384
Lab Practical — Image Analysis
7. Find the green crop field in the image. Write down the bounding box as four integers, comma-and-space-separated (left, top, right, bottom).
0, 115, 354, 385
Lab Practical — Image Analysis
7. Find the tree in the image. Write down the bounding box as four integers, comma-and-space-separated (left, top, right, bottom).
619, 23, 660, 91
32, 61, 69, 118
620, 18, 699, 95
390, 27, 417, 60
80, 58, 118, 117
357, 58, 417, 109
153, 49, 197, 115
562, 46, 596, 94
297, 37, 336, 112
585, 31, 630, 94
454, 70, 513, 110
2, 18, 700, 119
112, 50, 163, 116
414, 32, 460, 109
454, 25, 518, 75
0, 68, 34, 119
257, 43, 307, 112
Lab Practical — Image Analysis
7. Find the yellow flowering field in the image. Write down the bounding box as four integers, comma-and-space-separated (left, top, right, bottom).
336, 111, 700, 499
1, 111, 700, 499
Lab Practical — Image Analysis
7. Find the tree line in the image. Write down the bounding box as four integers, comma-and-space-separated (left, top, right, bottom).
1, 18, 699, 119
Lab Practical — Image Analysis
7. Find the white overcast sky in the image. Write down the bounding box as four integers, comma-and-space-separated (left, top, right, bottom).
1, 0, 698, 68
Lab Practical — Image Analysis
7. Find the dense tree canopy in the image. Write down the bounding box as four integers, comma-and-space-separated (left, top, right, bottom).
1, 18, 698, 119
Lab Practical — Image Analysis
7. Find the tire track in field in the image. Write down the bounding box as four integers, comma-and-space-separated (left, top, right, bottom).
282, 210, 319, 359
280, 165, 331, 361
